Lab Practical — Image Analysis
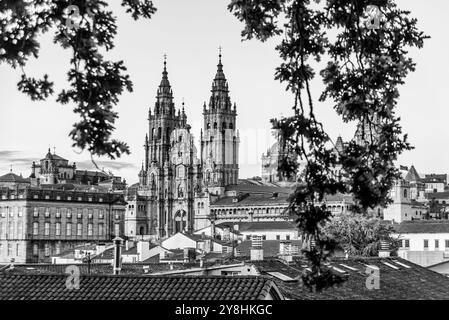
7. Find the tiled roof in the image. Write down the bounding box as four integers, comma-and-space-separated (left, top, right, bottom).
393, 221, 449, 234
404, 165, 421, 182
75, 170, 110, 178
236, 240, 302, 258
92, 247, 115, 261
122, 247, 138, 255
211, 193, 290, 206
0, 274, 278, 300
425, 191, 449, 199
217, 221, 296, 232
0, 172, 29, 183
422, 174, 447, 184
253, 257, 449, 300
324, 193, 353, 202
225, 184, 293, 195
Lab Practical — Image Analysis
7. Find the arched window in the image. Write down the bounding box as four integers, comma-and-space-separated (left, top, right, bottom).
178, 135, 183, 142
150, 173, 156, 190
213, 122, 217, 129
222, 122, 226, 129
403, 189, 408, 198
178, 184, 184, 198
157, 127, 161, 139
139, 226, 145, 235
207, 123, 211, 129
229, 123, 233, 129
152, 128, 155, 140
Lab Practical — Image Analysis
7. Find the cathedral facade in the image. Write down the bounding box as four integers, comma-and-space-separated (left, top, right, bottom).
125, 53, 239, 240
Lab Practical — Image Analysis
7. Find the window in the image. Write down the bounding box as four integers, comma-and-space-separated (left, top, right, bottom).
55, 208, 61, 218
18, 207, 23, 217
77, 208, 82, 219
98, 223, 104, 236
17, 221, 22, 237
55, 223, 61, 236
33, 207, 39, 217
44, 208, 50, 218
99, 210, 104, 219
262, 235, 266, 240
44, 243, 50, 257
9, 221, 14, 238
16, 243, 19, 256
246, 235, 251, 240
404, 239, 410, 248
435, 240, 439, 249
33, 222, 39, 235
55, 243, 61, 255
276, 235, 280, 240
88, 209, 93, 220
424, 239, 429, 249
115, 212, 120, 220
8, 207, 13, 217
33, 244, 38, 256
7, 243, 12, 256
286, 235, 290, 240
446, 240, 449, 249
114, 223, 120, 236
66, 223, 72, 236
44, 222, 50, 236
403, 189, 407, 198
67, 208, 72, 219
0, 243, 2, 255
88, 223, 93, 236
77, 223, 82, 236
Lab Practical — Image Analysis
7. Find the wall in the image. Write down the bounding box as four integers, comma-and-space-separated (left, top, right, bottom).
161, 233, 196, 250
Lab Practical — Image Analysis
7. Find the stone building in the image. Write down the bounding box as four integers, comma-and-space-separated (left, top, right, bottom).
30, 148, 125, 189
126, 53, 240, 240
0, 184, 125, 263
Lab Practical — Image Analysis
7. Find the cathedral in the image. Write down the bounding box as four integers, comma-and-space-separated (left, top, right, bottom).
125, 52, 240, 239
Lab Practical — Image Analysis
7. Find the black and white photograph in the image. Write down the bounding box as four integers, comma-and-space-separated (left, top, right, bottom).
0, 0, 448, 313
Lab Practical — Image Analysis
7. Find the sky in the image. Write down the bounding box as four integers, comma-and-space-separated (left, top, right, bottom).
0, 0, 448, 184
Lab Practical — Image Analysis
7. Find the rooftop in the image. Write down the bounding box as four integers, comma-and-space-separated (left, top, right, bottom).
0, 273, 280, 300
393, 220, 449, 234
253, 256, 449, 300
236, 240, 302, 258
0, 172, 29, 183
217, 221, 296, 232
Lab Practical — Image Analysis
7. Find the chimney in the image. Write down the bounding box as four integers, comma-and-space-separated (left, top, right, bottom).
250, 235, 264, 261
113, 237, 123, 275
279, 241, 293, 262
378, 240, 391, 257
210, 220, 216, 238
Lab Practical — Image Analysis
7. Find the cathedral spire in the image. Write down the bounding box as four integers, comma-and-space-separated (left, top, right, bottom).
209, 48, 231, 111
154, 54, 175, 115
157, 54, 172, 98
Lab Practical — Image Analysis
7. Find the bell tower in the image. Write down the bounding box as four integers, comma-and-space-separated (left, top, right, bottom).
201, 50, 239, 195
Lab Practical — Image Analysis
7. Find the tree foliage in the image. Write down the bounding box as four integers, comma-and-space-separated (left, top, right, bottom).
0, 0, 156, 159
229, 0, 428, 291
323, 214, 399, 256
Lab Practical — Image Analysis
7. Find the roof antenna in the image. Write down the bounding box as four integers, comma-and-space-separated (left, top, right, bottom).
53, 146, 56, 155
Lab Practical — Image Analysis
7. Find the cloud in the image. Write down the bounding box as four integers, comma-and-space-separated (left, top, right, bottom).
76, 160, 138, 172
0, 150, 20, 159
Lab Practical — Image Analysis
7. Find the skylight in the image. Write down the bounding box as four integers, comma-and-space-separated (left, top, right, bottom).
381, 261, 399, 270
267, 272, 297, 282
339, 263, 358, 271
392, 260, 412, 269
